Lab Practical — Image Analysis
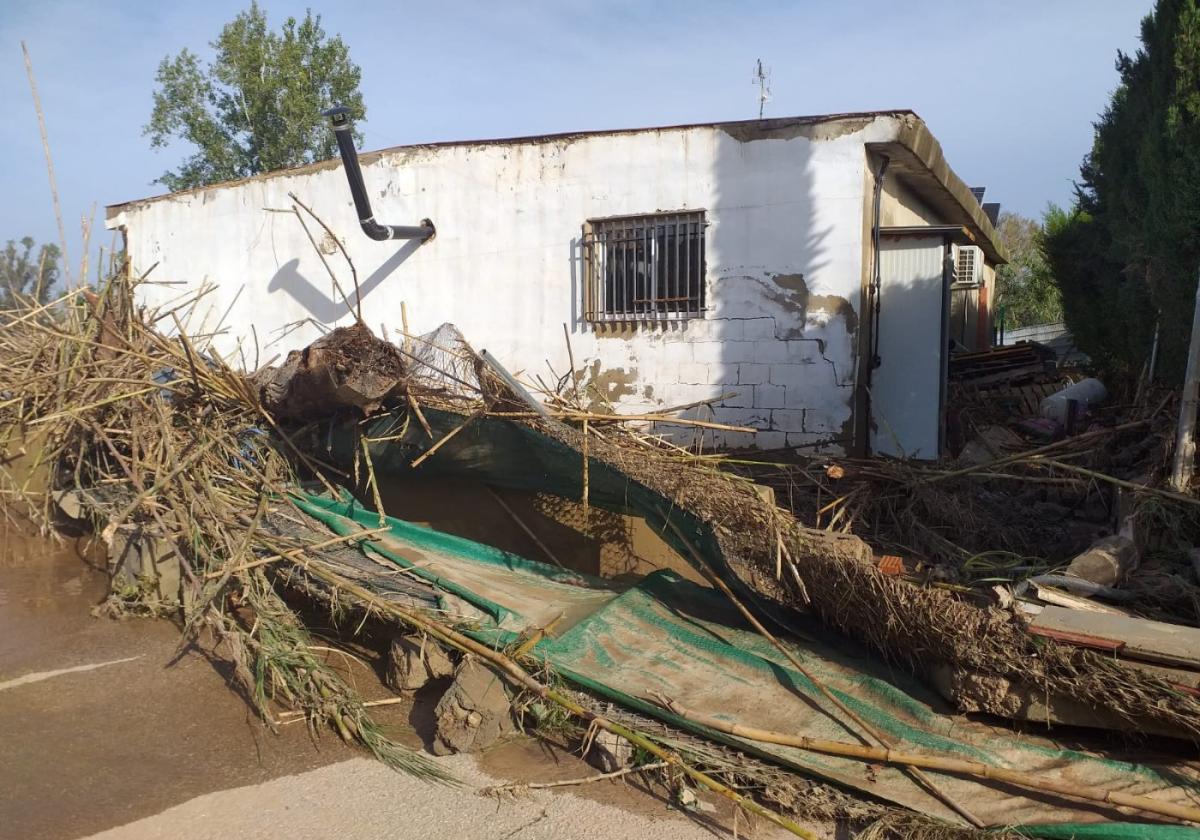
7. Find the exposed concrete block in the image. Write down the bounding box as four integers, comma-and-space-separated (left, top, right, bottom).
786, 340, 821, 364
707, 362, 739, 386
737, 363, 768, 385
755, 383, 786, 408
678, 362, 707, 385
685, 318, 742, 342
717, 341, 759, 364
713, 407, 770, 429
432, 661, 516, 755
771, 408, 806, 433
661, 383, 717, 408
707, 319, 744, 341
386, 635, 456, 692
660, 341, 693, 365
802, 410, 843, 435
769, 364, 808, 389
753, 430, 788, 450
104, 524, 181, 605
689, 341, 723, 365
720, 388, 754, 408
741, 318, 777, 340
677, 318, 712, 341
787, 432, 826, 450
712, 431, 757, 449
648, 422, 698, 442
753, 341, 789, 364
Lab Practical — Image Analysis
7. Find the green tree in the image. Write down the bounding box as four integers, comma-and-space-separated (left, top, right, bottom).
145, 2, 365, 192
1, 237, 60, 309
993, 211, 1062, 330
1043, 0, 1200, 382
1041, 205, 1153, 377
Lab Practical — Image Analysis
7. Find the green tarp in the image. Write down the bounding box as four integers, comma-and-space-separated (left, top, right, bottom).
294, 490, 1199, 836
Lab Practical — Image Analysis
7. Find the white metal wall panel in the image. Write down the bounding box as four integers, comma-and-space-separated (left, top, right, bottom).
871, 236, 947, 459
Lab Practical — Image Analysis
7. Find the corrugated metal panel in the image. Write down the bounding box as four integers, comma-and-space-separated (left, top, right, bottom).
872, 237, 947, 459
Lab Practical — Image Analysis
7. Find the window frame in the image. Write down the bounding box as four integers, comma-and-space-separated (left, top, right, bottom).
582, 209, 707, 324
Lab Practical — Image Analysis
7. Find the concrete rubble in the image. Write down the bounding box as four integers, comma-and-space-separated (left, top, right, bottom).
431, 662, 517, 756
386, 634, 456, 693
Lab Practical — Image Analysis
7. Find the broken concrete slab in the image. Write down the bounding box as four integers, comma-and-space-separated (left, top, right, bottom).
590, 729, 635, 772
385, 635, 455, 692
928, 663, 1188, 739
431, 661, 516, 755
102, 524, 181, 605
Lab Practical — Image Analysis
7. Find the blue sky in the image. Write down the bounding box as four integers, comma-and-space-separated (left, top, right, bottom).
1, 0, 1152, 282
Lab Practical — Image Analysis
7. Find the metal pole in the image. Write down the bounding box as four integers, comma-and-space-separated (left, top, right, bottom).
479, 349, 553, 421
1170, 268, 1200, 491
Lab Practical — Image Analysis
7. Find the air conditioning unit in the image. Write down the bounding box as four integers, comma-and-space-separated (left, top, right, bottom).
953, 244, 983, 287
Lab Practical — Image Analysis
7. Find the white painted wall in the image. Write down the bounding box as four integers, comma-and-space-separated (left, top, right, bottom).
109, 117, 910, 452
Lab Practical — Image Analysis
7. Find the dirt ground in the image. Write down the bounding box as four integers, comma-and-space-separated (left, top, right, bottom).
0, 528, 799, 840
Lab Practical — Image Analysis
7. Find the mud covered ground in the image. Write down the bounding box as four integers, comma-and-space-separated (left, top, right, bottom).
0, 526, 792, 840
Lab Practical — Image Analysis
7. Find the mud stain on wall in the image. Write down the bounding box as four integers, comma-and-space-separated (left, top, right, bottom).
583, 361, 639, 411
763, 272, 858, 339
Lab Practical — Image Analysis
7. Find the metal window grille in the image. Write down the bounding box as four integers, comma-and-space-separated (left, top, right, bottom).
954, 246, 979, 286
583, 211, 706, 323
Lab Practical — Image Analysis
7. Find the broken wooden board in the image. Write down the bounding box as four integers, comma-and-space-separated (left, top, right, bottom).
1029, 582, 1133, 616
1029, 606, 1200, 670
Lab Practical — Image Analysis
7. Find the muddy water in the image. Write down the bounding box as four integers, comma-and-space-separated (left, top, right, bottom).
0, 527, 110, 675
0, 518, 731, 839
0, 524, 369, 840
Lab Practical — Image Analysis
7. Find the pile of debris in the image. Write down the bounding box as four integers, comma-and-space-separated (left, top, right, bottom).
3, 274, 1200, 839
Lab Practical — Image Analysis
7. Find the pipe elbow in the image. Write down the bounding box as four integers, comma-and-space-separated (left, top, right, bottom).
360, 218, 392, 241
324, 104, 435, 244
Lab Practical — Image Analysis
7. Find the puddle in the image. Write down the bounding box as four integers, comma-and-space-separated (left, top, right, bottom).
0, 522, 109, 668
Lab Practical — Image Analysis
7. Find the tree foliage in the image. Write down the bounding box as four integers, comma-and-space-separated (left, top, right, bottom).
1, 237, 60, 309
1043, 0, 1200, 382
993, 211, 1062, 330
145, 2, 365, 192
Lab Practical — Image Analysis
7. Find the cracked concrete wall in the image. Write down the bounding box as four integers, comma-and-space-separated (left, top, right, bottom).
107, 116, 916, 452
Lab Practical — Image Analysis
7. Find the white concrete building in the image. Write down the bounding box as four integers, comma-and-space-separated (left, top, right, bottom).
106, 110, 1005, 458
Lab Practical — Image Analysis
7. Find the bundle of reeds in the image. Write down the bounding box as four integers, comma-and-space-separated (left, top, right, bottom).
0, 274, 451, 780
4, 270, 1198, 837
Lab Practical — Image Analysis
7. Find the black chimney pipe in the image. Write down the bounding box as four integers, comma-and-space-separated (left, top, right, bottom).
322, 105, 435, 242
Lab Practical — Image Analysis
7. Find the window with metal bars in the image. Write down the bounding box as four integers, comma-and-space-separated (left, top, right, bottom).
582, 211, 706, 323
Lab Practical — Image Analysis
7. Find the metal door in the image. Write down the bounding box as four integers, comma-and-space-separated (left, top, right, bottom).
870, 235, 950, 459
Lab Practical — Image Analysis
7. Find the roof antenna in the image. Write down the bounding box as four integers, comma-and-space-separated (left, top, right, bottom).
752, 59, 771, 119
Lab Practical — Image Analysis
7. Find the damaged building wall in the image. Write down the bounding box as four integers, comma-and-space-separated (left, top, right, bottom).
108, 112, 947, 452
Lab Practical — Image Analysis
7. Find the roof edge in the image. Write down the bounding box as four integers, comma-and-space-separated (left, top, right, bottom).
106, 110, 918, 218
868, 116, 1008, 264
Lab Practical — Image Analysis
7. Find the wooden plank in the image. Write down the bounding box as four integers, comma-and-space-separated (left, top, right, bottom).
1115, 658, 1200, 696
1028, 625, 1125, 653
1029, 606, 1200, 670
1030, 583, 1132, 615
